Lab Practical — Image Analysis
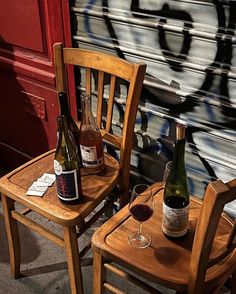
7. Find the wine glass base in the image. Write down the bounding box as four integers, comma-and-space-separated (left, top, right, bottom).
128, 231, 151, 248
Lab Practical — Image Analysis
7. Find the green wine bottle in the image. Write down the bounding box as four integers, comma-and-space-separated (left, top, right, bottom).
162, 123, 189, 238
54, 115, 82, 203
58, 91, 82, 162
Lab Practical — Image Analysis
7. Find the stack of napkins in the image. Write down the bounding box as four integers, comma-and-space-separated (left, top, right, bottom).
26, 173, 56, 197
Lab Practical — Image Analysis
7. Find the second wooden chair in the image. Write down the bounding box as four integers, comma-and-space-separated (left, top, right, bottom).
92, 179, 236, 294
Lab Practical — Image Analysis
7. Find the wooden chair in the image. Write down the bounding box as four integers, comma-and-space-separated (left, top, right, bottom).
54, 42, 147, 207
92, 179, 236, 294
0, 43, 146, 294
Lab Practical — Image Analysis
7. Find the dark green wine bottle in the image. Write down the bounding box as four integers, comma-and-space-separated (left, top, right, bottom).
58, 91, 81, 161
162, 123, 189, 237
54, 115, 82, 203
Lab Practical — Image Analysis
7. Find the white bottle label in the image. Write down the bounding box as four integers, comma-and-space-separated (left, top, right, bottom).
80, 145, 103, 168
162, 202, 189, 237
54, 159, 62, 175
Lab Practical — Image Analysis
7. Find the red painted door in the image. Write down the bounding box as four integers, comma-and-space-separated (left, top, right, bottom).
0, 0, 73, 170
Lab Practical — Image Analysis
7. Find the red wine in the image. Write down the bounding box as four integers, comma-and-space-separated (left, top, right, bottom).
130, 204, 153, 222
165, 196, 189, 208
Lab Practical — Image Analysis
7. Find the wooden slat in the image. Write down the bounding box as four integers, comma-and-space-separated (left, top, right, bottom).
63, 47, 135, 80
100, 130, 121, 148
96, 71, 104, 127
21, 208, 31, 215
104, 263, 163, 294
118, 63, 146, 207
105, 74, 116, 132
11, 211, 65, 248
103, 282, 126, 294
53, 43, 66, 93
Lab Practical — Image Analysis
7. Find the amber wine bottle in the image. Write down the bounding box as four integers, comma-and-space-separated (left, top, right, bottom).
162, 124, 189, 238
79, 93, 105, 174
54, 115, 82, 203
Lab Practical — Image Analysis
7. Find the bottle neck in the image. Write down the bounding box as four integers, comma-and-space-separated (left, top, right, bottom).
172, 138, 186, 166
81, 94, 97, 127
59, 92, 70, 117
56, 116, 79, 171
57, 117, 70, 144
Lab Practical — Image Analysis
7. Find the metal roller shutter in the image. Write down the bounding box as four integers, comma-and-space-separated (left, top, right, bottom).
70, 0, 236, 216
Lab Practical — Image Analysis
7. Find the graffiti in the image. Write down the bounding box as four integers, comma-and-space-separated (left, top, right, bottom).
128, 0, 236, 185
72, 0, 236, 209
131, 1, 193, 71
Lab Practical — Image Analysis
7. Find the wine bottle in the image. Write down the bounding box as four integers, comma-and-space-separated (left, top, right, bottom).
162, 123, 189, 238
54, 115, 82, 203
79, 93, 105, 174
58, 91, 81, 158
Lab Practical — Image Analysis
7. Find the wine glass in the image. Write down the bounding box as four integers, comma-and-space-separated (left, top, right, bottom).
128, 184, 153, 248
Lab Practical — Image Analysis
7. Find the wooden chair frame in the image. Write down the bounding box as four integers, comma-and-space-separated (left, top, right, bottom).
54, 42, 147, 207
0, 44, 146, 294
92, 179, 236, 294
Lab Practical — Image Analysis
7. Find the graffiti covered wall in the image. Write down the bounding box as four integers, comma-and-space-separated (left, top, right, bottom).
70, 0, 236, 215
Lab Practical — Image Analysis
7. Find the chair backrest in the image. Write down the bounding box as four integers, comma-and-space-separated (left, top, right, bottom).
189, 178, 236, 293
53, 42, 146, 207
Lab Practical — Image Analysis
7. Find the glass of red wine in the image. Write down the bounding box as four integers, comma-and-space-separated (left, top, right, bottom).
128, 184, 153, 248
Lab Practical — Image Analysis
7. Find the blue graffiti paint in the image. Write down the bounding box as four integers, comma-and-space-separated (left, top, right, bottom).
203, 96, 217, 122
84, 0, 109, 45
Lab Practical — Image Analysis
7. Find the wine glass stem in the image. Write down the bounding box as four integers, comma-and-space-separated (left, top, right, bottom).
138, 222, 142, 238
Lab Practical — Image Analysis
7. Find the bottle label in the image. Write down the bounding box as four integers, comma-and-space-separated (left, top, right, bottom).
80, 145, 104, 168
54, 160, 80, 201
162, 202, 189, 237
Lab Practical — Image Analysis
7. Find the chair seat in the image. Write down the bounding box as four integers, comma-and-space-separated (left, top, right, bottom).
0, 149, 119, 226
92, 182, 235, 291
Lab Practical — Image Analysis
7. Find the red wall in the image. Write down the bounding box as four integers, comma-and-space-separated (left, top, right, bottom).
0, 0, 72, 169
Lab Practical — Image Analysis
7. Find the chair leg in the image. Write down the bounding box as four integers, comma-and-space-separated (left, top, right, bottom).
64, 226, 83, 294
1, 194, 21, 278
93, 249, 105, 294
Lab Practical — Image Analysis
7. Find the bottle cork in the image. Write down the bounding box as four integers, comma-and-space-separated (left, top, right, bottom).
176, 124, 186, 140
